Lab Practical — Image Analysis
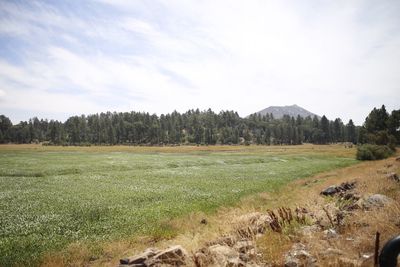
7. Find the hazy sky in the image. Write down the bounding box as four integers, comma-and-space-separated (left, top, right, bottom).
0, 0, 399, 125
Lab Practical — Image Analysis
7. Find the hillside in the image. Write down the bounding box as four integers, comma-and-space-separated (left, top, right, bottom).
115, 152, 400, 267
252, 104, 320, 119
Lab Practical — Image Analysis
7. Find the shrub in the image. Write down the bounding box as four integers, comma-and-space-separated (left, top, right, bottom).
356, 144, 394, 160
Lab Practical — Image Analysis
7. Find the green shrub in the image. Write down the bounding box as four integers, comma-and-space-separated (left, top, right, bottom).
356, 144, 394, 160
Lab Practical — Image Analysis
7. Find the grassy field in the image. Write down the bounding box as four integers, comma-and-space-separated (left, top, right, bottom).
0, 144, 357, 266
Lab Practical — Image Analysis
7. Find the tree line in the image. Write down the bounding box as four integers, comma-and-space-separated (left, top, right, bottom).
0, 106, 398, 146
358, 105, 400, 149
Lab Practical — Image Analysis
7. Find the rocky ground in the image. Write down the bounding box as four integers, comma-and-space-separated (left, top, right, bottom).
117, 156, 400, 267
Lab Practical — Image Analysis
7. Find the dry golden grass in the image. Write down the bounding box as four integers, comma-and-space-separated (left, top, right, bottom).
257, 230, 293, 265
272, 153, 400, 267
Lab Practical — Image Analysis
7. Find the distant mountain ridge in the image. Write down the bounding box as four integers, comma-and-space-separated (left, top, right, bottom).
251, 104, 320, 119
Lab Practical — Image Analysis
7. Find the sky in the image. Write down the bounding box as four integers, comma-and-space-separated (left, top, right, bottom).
0, 0, 399, 125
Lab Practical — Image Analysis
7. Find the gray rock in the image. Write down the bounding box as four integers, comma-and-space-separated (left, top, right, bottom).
321, 185, 339, 196
285, 243, 317, 267
320, 182, 356, 196
362, 194, 392, 209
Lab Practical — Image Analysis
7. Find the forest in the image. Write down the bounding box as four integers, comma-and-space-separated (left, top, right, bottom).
0, 105, 398, 146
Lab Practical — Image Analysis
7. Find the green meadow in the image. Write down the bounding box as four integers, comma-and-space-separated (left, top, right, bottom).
0, 145, 357, 266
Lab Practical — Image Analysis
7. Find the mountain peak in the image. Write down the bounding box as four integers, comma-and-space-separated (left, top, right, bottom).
251, 105, 320, 119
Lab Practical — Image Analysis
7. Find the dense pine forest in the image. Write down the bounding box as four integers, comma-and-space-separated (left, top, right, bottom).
0, 105, 398, 146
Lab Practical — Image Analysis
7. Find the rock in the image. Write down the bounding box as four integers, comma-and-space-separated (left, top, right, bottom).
150, 245, 188, 266
120, 248, 160, 265
323, 229, 338, 239
361, 194, 392, 209
284, 260, 298, 267
233, 240, 254, 253
285, 243, 317, 267
386, 172, 399, 182
339, 181, 356, 191
193, 251, 208, 267
207, 235, 237, 247
320, 182, 356, 196
226, 258, 246, 267
321, 185, 339, 196
293, 249, 312, 260
208, 244, 240, 266
299, 225, 321, 236
239, 253, 250, 262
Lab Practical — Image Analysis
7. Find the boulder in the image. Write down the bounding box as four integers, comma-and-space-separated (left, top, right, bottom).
208, 244, 240, 266
149, 245, 188, 266
386, 172, 399, 182
284, 243, 317, 267
193, 251, 208, 267
321, 185, 339, 196
321, 182, 356, 196
361, 194, 392, 210
120, 248, 160, 265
